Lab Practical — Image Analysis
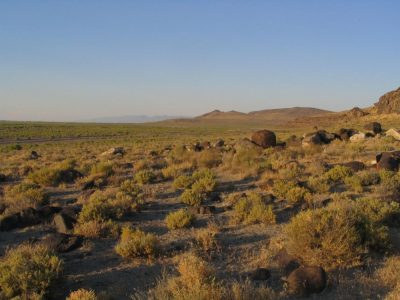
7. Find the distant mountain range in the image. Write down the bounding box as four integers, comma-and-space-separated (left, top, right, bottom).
86, 115, 186, 123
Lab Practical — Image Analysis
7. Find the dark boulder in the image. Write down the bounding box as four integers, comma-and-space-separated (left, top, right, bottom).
0, 173, 6, 182
0, 208, 41, 231
364, 122, 382, 134
287, 266, 327, 297
53, 211, 77, 234
302, 130, 339, 147
42, 233, 83, 253
274, 249, 301, 275
36, 205, 62, 219
337, 128, 358, 141
376, 151, 400, 171
29, 150, 40, 160
0, 213, 20, 231
250, 268, 271, 281
251, 130, 277, 148
213, 139, 225, 148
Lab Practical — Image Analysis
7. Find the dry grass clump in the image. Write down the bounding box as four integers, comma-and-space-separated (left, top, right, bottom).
165, 209, 195, 230
375, 170, 400, 199
324, 165, 353, 183
274, 180, 311, 204
90, 162, 115, 177
3, 182, 48, 213
180, 169, 217, 206
115, 227, 159, 258
134, 170, 156, 185
285, 198, 400, 269
195, 224, 220, 252
28, 159, 80, 186
146, 253, 278, 300
74, 219, 119, 238
161, 162, 192, 179
78, 191, 123, 223
232, 192, 275, 225
67, 288, 97, 300
173, 175, 194, 190
0, 243, 63, 299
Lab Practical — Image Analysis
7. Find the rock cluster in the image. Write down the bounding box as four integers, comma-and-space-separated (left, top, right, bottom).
375, 87, 400, 114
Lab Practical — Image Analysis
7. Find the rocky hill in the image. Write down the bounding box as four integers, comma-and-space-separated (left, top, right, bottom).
375, 87, 400, 114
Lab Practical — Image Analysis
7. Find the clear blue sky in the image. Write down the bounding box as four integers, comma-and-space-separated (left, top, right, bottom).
1, 1, 399, 121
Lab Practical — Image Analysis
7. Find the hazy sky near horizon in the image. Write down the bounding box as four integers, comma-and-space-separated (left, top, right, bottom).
1, 1, 399, 121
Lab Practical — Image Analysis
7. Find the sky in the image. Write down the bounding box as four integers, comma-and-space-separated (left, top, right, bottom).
0, 1, 399, 121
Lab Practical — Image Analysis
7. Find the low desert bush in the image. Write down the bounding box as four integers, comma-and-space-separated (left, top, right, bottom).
323, 165, 353, 183
0, 243, 62, 299
232, 192, 275, 225
180, 187, 203, 206
173, 175, 194, 190
4, 182, 48, 212
375, 171, 400, 199
307, 176, 331, 194
195, 224, 220, 252
285, 198, 400, 269
134, 170, 156, 185
67, 289, 97, 300
29, 159, 80, 186
90, 162, 114, 177
196, 149, 222, 168
161, 162, 192, 179
285, 186, 311, 204
115, 227, 159, 258
165, 209, 195, 230
74, 219, 119, 238
78, 192, 122, 223
345, 175, 364, 193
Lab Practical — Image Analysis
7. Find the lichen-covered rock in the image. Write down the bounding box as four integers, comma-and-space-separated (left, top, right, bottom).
287, 266, 327, 297
251, 130, 277, 148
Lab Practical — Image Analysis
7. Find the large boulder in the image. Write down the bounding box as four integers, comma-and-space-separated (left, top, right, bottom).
251, 130, 277, 148
100, 147, 125, 156
302, 130, 338, 147
337, 128, 358, 141
53, 211, 77, 234
350, 132, 366, 142
234, 138, 263, 152
250, 268, 271, 281
376, 151, 400, 171
287, 266, 327, 297
0, 208, 41, 231
386, 128, 400, 141
42, 233, 83, 253
364, 122, 382, 134
375, 87, 400, 114
274, 249, 301, 275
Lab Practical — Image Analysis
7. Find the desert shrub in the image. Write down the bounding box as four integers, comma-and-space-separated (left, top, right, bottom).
345, 175, 364, 193
90, 162, 114, 177
78, 192, 121, 223
161, 162, 192, 179
134, 170, 156, 185
191, 176, 217, 194
358, 170, 380, 186
115, 179, 144, 212
232, 192, 275, 225
195, 224, 220, 252
29, 159, 79, 186
147, 253, 221, 300
115, 227, 159, 258
173, 175, 194, 190
278, 163, 305, 181
0, 243, 62, 299
74, 219, 119, 238
273, 180, 297, 199
67, 289, 97, 300
285, 198, 399, 269
228, 279, 278, 300
4, 182, 48, 212
180, 188, 203, 206
285, 186, 311, 204
377, 256, 400, 289
375, 171, 400, 198
165, 209, 195, 230
196, 149, 222, 168
285, 203, 362, 269
307, 176, 331, 194
324, 165, 353, 183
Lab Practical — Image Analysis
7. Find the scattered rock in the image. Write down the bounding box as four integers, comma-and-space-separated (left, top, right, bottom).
29, 150, 40, 160
53, 211, 77, 234
376, 151, 400, 171
364, 122, 382, 134
201, 141, 211, 149
250, 268, 271, 281
36, 205, 62, 219
275, 249, 301, 275
349, 132, 366, 142
302, 130, 338, 147
213, 139, 225, 148
375, 87, 400, 114
100, 147, 125, 156
386, 128, 400, 141
251, 130, 277, 148
287, 266, 327, 297
0, 208, 41, 231
42, 233, 83, 253
337, 128, 358, 141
